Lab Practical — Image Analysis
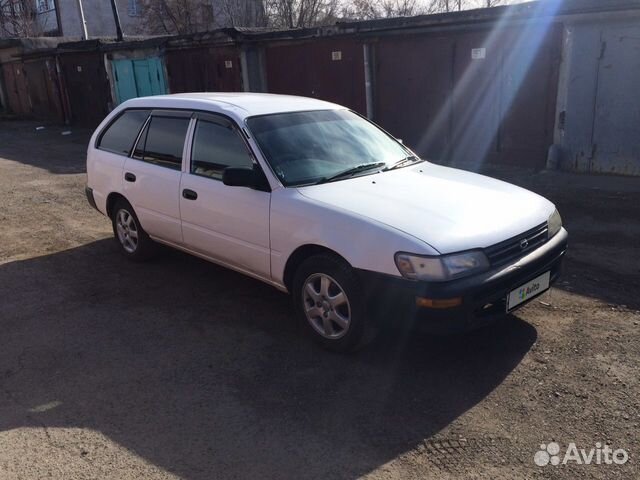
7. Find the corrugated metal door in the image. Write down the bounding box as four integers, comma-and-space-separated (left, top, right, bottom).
265, 39, 366, 114
590, 24, 640, 175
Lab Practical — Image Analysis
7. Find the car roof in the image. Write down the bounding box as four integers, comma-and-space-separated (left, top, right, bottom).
120, 92, 345, 119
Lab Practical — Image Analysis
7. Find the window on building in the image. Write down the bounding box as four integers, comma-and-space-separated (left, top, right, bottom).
4, 0, 24, 16
36, 0, 55, 14
128, 0, 139, 16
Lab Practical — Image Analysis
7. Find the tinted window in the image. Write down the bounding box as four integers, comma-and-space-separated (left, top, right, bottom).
247, 110, 410, 186
133, 116, 190, 170
191, 119, 253, 180
98, 109, 150, 156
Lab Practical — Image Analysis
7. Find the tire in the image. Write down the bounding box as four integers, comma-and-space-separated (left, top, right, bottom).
111, 199, 155, 261
292, 254, 373, 352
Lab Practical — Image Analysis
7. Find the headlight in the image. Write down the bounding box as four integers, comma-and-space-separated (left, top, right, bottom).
548, 209, 562, 239
395, 250, 489, 282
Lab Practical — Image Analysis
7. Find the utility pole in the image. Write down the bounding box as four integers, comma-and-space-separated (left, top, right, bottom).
109, 0, 124, 41
76, 0, 89, 40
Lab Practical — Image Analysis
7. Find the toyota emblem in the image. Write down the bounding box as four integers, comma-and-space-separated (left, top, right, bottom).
520, 238, 529, 249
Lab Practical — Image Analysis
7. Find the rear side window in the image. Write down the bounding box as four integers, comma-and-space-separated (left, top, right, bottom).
97, 109, 150, 156
133, 116, 190, 170
191, 119, 253, 180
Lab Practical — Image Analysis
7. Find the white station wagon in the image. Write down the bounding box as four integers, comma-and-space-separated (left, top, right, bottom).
86, 93, 568, 351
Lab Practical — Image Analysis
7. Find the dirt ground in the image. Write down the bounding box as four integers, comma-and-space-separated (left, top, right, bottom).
0, 120, 639, 480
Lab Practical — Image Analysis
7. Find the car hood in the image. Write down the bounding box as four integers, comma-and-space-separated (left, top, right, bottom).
297, 163, 555, 254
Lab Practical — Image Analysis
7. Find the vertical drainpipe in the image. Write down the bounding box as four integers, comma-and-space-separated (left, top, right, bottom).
550, 23, 573, 171
55, 56, 72, 124
0, 68, 8, 112
363, 43, 374, 120
240, 48, 251, 92
76, 0, 89, 40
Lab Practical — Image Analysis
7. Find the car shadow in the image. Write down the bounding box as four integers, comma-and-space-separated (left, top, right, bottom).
0, 239, 537, 479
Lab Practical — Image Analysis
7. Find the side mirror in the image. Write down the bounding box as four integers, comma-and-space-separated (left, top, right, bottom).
222, 167, 255, 187
396, 138, 404, 144
222, 166, 270, 191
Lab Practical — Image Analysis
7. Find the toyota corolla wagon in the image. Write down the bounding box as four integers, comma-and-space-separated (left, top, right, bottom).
86, 93, 568, 351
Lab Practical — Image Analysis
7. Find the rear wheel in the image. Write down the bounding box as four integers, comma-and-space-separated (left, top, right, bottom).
293, 254, 373, 352
111, 199, 155, 261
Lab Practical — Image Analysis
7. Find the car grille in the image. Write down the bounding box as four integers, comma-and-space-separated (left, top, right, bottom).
484, 222, 548, 267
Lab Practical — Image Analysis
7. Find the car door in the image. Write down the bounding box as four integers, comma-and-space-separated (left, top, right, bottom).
179, 112, 271, 279
123, 110, 191, 245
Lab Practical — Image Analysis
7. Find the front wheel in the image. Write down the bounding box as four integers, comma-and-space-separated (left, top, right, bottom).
292, 254, 373, 352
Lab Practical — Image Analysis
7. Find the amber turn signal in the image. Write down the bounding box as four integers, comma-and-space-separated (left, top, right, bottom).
415, 296, 463, 309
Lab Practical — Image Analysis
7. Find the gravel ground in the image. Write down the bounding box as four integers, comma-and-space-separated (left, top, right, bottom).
0, 120, 639, 480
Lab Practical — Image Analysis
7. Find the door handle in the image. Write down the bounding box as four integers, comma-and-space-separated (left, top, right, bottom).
124, 172, 136, 182
182, 189, 198, 200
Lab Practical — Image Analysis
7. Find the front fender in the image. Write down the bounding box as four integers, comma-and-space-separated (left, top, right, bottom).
269, 189, 438, 285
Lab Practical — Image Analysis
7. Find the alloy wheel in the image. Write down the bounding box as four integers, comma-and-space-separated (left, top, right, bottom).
115, 208, 139, 254
302, 273, 351, 339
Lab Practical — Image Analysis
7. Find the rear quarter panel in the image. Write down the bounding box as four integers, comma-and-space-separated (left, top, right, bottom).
86, 109, 128, 216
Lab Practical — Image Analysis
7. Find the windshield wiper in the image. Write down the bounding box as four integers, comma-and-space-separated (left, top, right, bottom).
316, 162, 386, 184
383, 155, 424, 171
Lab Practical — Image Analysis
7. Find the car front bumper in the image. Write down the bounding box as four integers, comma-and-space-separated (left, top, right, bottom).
357, 228, 568, 334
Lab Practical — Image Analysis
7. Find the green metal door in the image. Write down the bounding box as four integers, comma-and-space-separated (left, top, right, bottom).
112, 57, 167, 105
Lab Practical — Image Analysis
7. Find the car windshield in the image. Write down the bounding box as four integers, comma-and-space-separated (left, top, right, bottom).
246, 109, 413, 187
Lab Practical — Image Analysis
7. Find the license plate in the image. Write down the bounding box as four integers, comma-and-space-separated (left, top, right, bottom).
506, 271, 551, 312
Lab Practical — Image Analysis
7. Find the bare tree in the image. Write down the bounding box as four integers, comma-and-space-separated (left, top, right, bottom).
429, 0, 480, 13
341, 0, 429, 19
140, 0, 216, 35
264, 0, 342, 28
0, 0, 48, 37
340, 0, 504, 20
219, 0, 268, 27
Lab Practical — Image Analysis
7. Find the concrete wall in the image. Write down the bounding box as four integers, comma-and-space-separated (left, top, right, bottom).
54, 0, 246, 38
55, 0, 149, 38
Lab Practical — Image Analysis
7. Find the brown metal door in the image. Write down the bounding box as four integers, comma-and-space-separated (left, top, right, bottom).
374, 25, 561, 170
59, 53, 110, 126
166, 47, 242, 93
449, 30, 502, 169
498, 25, 562, 169
207, 47, 243, 92
2, 62, 31, 116
22, 59, 65, 123
375, 34, 455, 161
266, 38, 366, 114
166, 48, 208, 93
